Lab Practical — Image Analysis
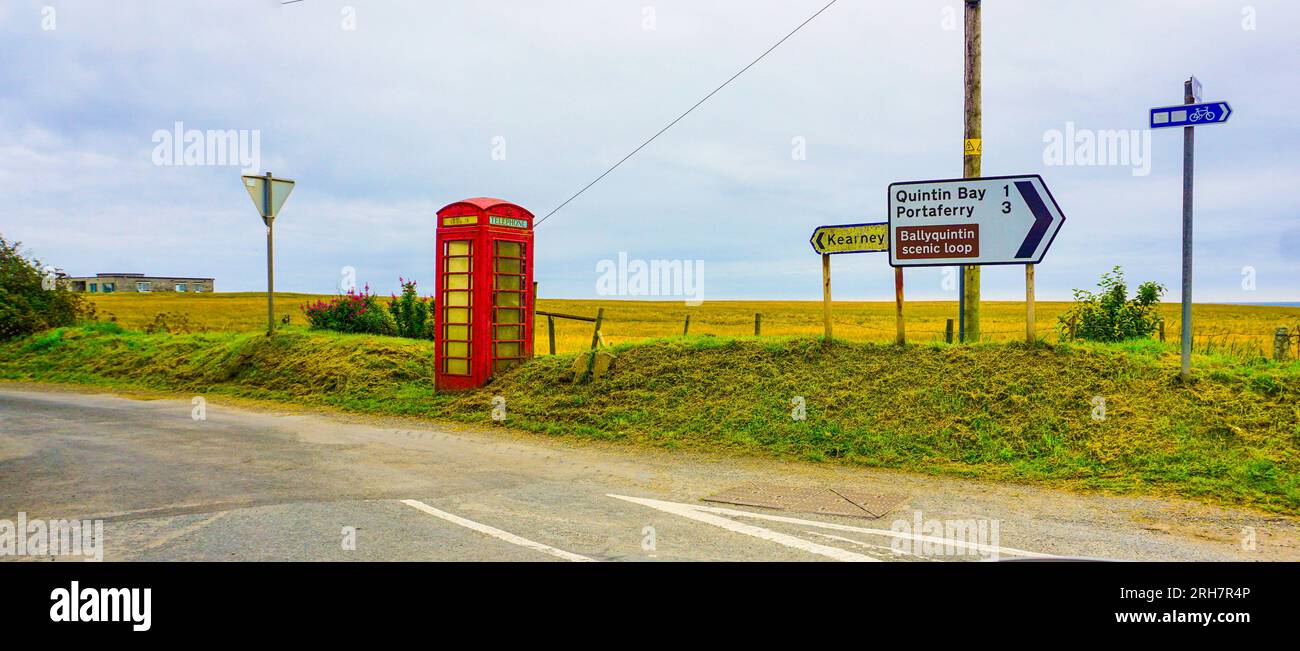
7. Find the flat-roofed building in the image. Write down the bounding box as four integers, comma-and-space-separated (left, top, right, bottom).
62, 273, 214, 293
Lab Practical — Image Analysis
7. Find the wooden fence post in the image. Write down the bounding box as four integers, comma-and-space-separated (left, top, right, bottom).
754, 313, 761, 336
547, 315, 556, 355
945, 319, 954, 344
579, 307, 607, 384
683, 314, 691, 336
1275, 327, 1290, 362
590, 308, 604, 350
1159, 320, 1166, 343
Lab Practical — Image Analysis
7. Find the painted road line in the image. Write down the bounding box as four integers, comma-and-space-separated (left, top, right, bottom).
691, 498, 1055, 556
610, 494, 1058, 559
608, 494, 880, 562
399, 499, 596, 562
137, 511, 231, 553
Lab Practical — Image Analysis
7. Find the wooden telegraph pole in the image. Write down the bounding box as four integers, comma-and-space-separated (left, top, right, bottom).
962, 0, 982, 343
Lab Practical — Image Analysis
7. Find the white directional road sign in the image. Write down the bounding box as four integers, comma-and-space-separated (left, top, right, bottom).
242, 173, 295, 224
887, 174, 1065, 267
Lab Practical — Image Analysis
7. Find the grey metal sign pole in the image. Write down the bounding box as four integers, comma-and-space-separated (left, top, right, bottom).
1180, 80, 1194, 381
241, 170, 294, 336
1150, 77, 1229, 381
264, 171, 275, 336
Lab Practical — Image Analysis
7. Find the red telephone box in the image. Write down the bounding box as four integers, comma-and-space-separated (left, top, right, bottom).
434, 197, 535, 391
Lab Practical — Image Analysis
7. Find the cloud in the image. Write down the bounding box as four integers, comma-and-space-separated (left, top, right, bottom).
2, 0, 1297, 301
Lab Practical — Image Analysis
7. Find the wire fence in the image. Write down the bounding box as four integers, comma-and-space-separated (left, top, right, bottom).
545, 311, 1297, 361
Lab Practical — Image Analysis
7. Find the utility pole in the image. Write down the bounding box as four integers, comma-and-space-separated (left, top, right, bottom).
1179, 77, 1195, 381
961, 0, 982, 343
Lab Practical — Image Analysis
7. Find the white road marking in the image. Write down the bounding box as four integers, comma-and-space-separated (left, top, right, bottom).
399, 499, 596, 562
608, 494, 1058, 560
608, 494, 880, 562
137, 511, 231, 553
801, 531, 934, 560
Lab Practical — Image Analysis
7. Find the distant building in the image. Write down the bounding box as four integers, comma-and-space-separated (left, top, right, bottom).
62, 273, 214, 294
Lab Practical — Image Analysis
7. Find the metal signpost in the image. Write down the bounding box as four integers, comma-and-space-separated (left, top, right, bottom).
242, 172, 295, 335
1149, 77, 1232, 382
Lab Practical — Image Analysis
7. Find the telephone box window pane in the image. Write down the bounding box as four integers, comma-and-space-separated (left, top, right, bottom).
444, 358, 470, 375
444, 324, 470, 340
494, 292, 521, 307
495, 258, 522, 274
495, 308, 522, 324
444, 341, 470, 357
444, 307, 470, 323
494, 342, 522, 358
444, 290, 470, 307
445, 274, 470, 290
495, 325, 521, 341
496, 241, 522, 257
494, 275, 521, 290
445, 241, 471, 256
446, 257, 471, 273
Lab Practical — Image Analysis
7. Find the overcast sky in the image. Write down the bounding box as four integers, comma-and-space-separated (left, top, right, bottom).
3, 0, 1297, 301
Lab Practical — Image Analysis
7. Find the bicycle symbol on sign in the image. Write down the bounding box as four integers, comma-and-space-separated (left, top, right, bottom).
1189, 106, 1216, 122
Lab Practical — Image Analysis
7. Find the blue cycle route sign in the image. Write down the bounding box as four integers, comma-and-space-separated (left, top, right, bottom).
1150, 101, 1231, 129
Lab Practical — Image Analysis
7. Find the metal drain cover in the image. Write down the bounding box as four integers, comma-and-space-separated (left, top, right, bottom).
703, 483, 907, 519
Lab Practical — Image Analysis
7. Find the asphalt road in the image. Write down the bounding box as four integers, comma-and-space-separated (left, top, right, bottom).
1, 386, 1295, 562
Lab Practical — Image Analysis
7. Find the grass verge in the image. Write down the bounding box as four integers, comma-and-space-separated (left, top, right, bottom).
3, 323, 1298, 513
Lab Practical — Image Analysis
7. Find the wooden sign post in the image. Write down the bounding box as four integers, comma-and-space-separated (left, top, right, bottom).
894, 267, 906, 345
810, 222, 888, 343
821, 253, 833, 340
1025, 264, 1036, 343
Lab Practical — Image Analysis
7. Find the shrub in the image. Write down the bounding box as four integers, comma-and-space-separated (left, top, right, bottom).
302, 284, 397, 336
1058, 266, 1165, 342
387, 278, 433, 340
0, 235, 88, 340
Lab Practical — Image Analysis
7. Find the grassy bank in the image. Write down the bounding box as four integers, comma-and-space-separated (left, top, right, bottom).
3, 323, 1298, 513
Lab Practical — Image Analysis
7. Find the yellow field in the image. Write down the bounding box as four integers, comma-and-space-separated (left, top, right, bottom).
84, 292, 1299, 356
